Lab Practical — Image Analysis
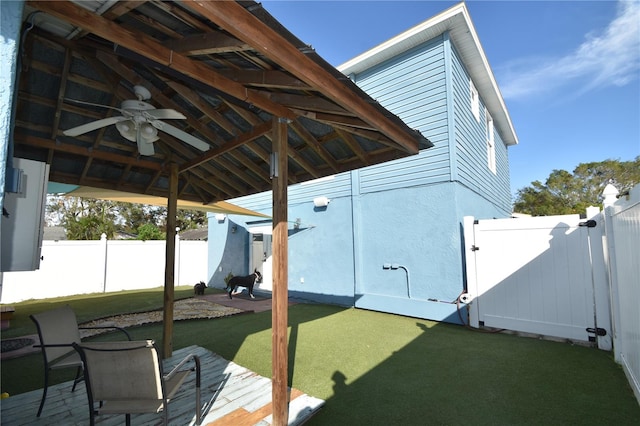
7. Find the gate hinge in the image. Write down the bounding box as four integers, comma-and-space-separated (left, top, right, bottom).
579, 219, 597, 228
470, 245, 480, 252
586, 327, 607, 336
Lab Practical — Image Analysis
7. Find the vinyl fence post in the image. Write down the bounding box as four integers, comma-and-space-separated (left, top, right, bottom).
175, 232, 181, 287
100, 233, 108, 293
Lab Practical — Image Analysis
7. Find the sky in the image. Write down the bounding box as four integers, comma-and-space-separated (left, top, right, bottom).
261, 0, 640, 194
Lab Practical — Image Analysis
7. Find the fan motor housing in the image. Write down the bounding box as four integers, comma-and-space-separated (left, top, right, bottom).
121, 100, 155, 111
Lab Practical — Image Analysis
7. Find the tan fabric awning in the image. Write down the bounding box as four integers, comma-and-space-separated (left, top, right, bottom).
65, 186, 270, 218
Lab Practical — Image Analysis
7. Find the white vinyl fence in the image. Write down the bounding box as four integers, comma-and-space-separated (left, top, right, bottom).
603, 184, 640, 403
0, 235, 207, 303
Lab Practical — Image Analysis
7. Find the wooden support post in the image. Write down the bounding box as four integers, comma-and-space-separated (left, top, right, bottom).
272, 116, 289, 426
162, 162, 178, 358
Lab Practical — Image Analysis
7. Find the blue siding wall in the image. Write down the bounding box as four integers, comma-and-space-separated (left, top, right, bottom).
228, 173, 353, 212
354, 35, 451, 190
450, 42, 512, 215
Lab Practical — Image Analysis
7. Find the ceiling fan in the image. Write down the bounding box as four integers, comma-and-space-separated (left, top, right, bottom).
63, 85, 210, 156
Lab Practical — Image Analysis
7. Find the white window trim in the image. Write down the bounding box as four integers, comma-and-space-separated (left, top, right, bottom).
470, 80, 480, 122
485, 108, 496, 174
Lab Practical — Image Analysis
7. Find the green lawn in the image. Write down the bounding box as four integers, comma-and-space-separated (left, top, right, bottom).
2, 289, 639, 425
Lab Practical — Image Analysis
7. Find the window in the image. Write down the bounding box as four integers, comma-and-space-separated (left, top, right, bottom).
470, 80, 479, 122
485, 108, 496, 174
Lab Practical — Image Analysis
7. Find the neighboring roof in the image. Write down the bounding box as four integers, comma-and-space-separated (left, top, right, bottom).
64, 186, 270, 217
338, 2, 518, 147
43, 226, 67, 241
179, 227, 208, 241
13, 0, 431, 206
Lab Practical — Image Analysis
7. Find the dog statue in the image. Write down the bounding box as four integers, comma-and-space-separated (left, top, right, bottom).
193, 281, 206, 295
227, 269, 262, 299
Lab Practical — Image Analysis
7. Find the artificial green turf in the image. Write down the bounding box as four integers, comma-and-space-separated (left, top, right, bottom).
0, 286, 195, 339
2, 293, 639, 425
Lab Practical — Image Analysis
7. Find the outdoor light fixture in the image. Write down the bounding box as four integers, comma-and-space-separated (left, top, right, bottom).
215, 213, 226, 222
313, 196, 330, 208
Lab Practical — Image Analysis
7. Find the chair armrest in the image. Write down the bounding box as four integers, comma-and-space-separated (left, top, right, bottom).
79, 325, 132, 340
164, 353, 202, 425
165, 353, 200, 385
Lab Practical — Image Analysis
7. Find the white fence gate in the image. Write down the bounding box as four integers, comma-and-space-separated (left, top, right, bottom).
463, 213, 612, 350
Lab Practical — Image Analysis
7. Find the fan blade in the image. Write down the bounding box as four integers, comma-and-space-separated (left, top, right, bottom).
63, 116, 129, 137
65, 98, 129, 115
144, 109, 186, 120
136, 126, 155, 156
151, 121, 210, 151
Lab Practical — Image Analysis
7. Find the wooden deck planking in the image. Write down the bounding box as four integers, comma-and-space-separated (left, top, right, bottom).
1, 346, 323, 425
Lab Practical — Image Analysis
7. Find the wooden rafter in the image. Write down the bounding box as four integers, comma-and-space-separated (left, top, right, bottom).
184, 0, 420, 154
28, 1, 297, 120
180, 120, 273, 173
165, 31, 250, 55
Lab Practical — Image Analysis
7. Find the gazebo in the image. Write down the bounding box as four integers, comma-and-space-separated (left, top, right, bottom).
3, 1, 431, 423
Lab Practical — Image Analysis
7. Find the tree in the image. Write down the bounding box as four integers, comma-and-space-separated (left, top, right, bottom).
118, 203, 165, 234
176, 209, 207, 231
513, 157, 640, 216
46, 195, 208, 240
136, 223, 165, 240
55, 197, 119, 240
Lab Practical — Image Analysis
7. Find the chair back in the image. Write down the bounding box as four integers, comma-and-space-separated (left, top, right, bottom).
76, 340, 164, 402
31, 305, 82, 362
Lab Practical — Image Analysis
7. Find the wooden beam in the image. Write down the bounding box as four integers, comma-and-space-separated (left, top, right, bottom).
289, 120, 340, 173
179, 120, 273, 173
216, 69, 312, 90
293, 110, 377, 131
27, 0, 297, 121
266, 92, 350, 115
271, 116, 289, 426
164, 80, 237, 138
101, 0, 148, 20
165, 31, 250, 55
183, 0, 420, 155
335, 128, 369, 165
13, 132, 164, 170
162, 163, 178, 359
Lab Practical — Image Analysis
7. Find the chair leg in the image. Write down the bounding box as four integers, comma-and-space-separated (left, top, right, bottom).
36, 368, 50, 417
71, 366, 83, 391
89, 408, 96, 426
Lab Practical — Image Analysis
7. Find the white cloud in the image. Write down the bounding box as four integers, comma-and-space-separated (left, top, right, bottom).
499, 1, 640, 101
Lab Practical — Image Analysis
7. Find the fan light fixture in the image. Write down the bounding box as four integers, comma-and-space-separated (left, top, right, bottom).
140, 123, 159, 141
115, 120, 159, 144
115, 120, 136, 141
